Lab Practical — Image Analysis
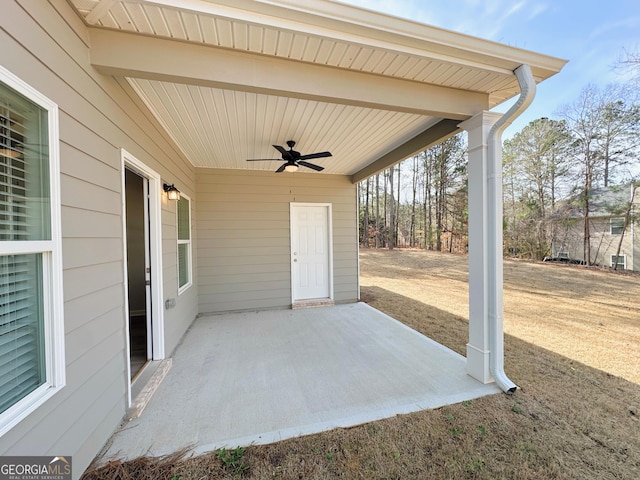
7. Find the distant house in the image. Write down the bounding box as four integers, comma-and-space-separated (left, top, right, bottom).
0, 1, 565, 478
551, 184, 639, 271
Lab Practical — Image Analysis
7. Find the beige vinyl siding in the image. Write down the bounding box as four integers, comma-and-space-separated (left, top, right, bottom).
589, 218, 633, 270
0, 0, 197, 476
562, 216, 638, 271
197, 169, 358, 313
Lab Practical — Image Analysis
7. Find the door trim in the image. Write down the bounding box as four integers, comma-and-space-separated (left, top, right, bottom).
121, 149, 165, 406
290, 203, 334, 304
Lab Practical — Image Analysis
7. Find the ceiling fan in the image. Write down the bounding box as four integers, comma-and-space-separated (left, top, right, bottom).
246, 140, 331, 173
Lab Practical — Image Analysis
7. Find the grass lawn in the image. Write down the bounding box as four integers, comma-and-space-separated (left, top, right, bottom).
83, 249, 640, 480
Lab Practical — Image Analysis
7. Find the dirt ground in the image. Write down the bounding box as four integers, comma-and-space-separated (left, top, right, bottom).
83, 249, 640, 480
359, 248, 640, 385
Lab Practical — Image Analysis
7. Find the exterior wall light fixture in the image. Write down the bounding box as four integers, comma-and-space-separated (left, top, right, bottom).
163, 183, 181, 200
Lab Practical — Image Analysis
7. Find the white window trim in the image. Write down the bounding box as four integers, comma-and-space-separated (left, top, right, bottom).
0, 66, 65, 437
177, 193, 192, 295
610, 217, 625, 235
610, 254, 626, 269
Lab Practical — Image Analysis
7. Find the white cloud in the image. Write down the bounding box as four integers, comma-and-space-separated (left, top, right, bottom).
589, 16, 640, 40
528, 2, 549, 21
336, 0, 542, 42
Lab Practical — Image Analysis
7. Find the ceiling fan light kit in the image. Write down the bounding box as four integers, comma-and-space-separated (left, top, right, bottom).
246, 140, 331, 173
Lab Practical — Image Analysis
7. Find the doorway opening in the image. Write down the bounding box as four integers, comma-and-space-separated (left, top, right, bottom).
125, 168, 152, 379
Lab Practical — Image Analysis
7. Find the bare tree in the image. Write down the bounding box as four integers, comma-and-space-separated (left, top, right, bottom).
422, 151, 433, 249
396, 162, 401, 246
559, 83, 640, 264
502, 118, 572, 259
375, 174, 381, 248
427, 136, 466, 251
560, 85, 608, 264
409, 155, 419, 247
355, 133, 467, 253
360, 177, 370, 246
616, 48, 640, 83
388, 165, 395, 250
596, 84, 640, 186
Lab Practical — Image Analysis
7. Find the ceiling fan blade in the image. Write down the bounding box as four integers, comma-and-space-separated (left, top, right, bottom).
246, 158, 280, 162
298, 151, 332, 161
298, 160, 325, 171
275, 163, 287, 173
273, 145, 289, 156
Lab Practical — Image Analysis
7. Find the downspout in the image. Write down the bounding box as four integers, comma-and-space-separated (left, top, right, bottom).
487, 64, 536, 393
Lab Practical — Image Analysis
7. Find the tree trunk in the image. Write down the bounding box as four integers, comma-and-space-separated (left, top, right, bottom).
603, 136, 611, 187
375, 174, 381, 248
410, 156, 418, 247
427, 157, 433, 250
388, 166, 395, 250
383, 170, 388, 248
422, 155, 429, 249
583, 166, 592, 265
362, 178, 370, 246
435, 153, 445, 252
396, 163, 401, 247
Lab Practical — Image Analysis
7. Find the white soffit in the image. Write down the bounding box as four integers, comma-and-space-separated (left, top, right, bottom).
128, 79, 436, 174
72, 0, 559, 102
69, 0, 567, 174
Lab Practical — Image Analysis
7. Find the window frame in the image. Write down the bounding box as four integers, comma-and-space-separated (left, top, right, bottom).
610, 254, 626, 270
610, 217, 625, 235
0, 66, 65, 437
176, 193, 192, 295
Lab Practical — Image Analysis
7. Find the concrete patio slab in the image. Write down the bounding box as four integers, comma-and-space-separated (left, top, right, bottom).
98, 303, 500, 462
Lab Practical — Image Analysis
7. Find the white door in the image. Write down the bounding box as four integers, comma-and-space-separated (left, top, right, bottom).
291, 204, 332, 302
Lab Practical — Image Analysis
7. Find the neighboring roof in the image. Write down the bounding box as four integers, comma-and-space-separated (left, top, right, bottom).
68, 0, 567, 180
552, 185, 638, 219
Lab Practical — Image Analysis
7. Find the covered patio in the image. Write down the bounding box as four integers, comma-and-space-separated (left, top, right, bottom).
0, 2, 569, 476
99, 303, 499, 462
68, 0, 567, 394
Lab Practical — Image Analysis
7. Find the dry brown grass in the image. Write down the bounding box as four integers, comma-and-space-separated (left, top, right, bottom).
82, 249, 640, 480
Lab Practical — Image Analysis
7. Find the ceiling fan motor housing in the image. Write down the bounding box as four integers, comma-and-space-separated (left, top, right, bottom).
245, 140, 330, 172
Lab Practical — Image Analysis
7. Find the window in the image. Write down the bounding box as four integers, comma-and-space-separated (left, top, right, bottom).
610, 254, 626, 270
177, 194, 192, 293
610, 217, 625, 235
0, 66, 64, 436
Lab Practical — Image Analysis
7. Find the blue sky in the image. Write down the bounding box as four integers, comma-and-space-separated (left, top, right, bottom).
339, 0, 640, 136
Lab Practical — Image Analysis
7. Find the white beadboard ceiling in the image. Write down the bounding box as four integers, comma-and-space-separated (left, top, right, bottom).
128, 79, 436, 173
69, 0, 567, 177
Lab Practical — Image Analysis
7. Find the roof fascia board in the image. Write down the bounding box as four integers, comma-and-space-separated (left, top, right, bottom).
89, 28, 489, 118
350, 118, 461, 183
142, 0, 567, 79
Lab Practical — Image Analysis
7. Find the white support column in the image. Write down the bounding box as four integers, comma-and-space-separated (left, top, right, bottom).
459, 111, 503, 384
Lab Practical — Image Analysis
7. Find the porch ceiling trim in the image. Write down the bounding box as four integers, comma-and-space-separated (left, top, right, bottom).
81, 0, 566, 85
89, 29, 489, 119
69, 0, 567, 178
350, 119, 461, 183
